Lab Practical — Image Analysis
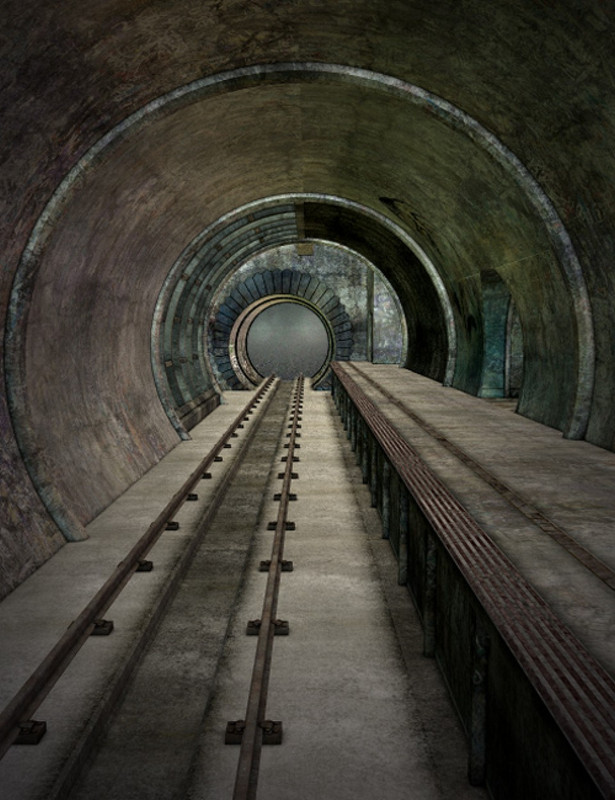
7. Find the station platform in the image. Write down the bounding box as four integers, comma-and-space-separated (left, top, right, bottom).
340, 362, 615, 681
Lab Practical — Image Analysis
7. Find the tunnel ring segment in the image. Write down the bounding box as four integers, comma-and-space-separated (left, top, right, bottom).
152, 200, 413, 435
5, 62, 594, 543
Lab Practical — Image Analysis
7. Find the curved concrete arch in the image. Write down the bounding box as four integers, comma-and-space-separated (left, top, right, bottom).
4, 62, 593, 542
254, 194, 456, 385
151, 197, 416, 431
151, 205, 301, 433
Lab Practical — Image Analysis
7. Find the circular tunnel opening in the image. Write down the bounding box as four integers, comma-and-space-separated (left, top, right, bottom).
246, 301, 330, 379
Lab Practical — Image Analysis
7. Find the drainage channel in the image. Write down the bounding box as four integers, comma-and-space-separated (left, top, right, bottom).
344, 361, 615, 591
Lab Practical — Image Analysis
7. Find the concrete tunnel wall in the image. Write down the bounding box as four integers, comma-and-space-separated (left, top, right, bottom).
1, 1, 614, 598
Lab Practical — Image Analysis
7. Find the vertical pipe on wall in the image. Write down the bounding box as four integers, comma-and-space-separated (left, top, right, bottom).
398, 485, 409, 585
366, 266, 374, 363
361, 423, 369, 481
369, 438, 378, 507
423, 531, 437, 657
382, 459, 391, 538
468, 614, 490, 786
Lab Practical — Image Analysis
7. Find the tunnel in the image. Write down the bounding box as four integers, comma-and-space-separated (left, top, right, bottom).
1, 3, 614, 799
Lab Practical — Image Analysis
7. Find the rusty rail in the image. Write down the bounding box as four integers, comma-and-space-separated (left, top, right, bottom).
332, 362, 615, 798
232, 376, 304, 800
0, 377, 275, 760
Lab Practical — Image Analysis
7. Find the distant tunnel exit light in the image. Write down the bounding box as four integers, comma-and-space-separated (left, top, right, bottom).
246, 301, 330, 380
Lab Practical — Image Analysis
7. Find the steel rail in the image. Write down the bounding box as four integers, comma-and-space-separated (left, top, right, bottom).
0, 377, 275, 761
331, 362, 615, 798
345, 361, 615, 591
233, 376, 304, 800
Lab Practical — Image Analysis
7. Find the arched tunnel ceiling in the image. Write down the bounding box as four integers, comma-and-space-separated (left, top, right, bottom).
2, 1, 615, 595
5, 64, 595, 543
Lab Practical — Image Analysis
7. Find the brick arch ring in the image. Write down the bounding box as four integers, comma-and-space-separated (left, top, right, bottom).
209, 269, 354, 389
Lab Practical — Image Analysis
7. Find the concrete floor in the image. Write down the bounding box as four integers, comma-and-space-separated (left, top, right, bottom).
0, 380, 488, 799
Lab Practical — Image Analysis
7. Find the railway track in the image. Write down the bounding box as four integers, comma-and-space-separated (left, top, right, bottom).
229, 376, 304, 799
3, 364, 611, 799
0, 377, 276, 762
62, 378, 301, 800
42, 375, 463, 800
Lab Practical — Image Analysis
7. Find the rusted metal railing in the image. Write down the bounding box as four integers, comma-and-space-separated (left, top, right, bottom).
332, 362, 615, 798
